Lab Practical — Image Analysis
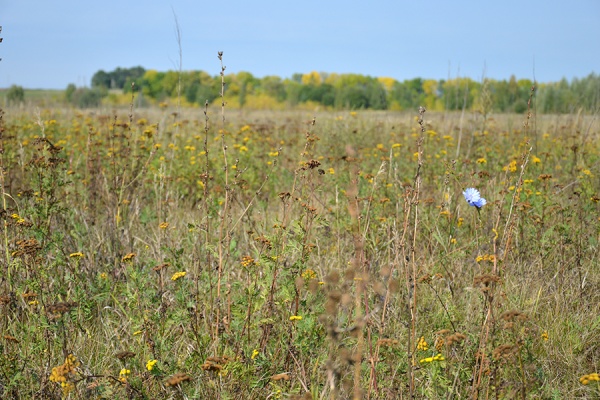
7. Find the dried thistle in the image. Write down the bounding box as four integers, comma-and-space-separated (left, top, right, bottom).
165, 373, 191, 386
115, 351, 136, 360
473, 274, 502, 292
11, 238, 42, 258
270, 372, 290, 381
492, 344, 518, 360
152, 262, 170, 272
377, 338, 399, 347
46, 301, 78, 316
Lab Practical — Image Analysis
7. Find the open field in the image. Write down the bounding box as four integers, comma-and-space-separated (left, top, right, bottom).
0, 103, 599, 399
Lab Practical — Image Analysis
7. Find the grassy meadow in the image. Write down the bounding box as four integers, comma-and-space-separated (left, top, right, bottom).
0, 101, 599, 399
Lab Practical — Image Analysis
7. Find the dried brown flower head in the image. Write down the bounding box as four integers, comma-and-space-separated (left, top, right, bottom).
115, 351, 136, 360
166, 373, 191, 386
270, 373, 290, 381
12, 238, 42, 258
492, 344, 518, 360
46, 301, 78, 315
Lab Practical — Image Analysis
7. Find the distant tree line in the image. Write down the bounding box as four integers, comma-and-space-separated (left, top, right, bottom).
63, 66, 600, 113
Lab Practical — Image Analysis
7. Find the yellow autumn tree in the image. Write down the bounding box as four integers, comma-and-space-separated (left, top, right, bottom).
378, 77, 396, 92
301, 71, 322, 86
422, 79, 442, 111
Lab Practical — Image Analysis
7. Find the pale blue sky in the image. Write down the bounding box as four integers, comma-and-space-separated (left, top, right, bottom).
1, 0, 599, 89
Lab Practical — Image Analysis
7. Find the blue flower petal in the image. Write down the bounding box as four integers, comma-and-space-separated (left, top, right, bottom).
463, 188, 486, 208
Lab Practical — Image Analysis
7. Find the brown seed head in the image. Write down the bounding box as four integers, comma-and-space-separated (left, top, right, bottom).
166, 373, 191, 386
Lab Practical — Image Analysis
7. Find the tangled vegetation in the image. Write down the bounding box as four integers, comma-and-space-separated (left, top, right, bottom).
0, 83, 599, 399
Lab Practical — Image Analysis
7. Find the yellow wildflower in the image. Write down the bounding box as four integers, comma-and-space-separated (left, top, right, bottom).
301, 269, 317, 280
146, 359, 158, 371
419, 353, 445, 363
171, 271, 186, 281
503, 160, 518, 172
580, 373, 600, 385
119, 368, 131, 383
241, 256, 255, 268
49, 354, 79, 395
251, 349, 259, 360
121, 253, 136, 262
417, 336, 428, 351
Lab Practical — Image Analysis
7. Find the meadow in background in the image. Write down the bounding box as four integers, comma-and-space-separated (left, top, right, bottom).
0, 81, 599, 399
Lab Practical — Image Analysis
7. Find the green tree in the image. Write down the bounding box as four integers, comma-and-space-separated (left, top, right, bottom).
6, 85, 25, 104
365, 79, 387, 110
68, 87, 105, 108
92, 66, 146, 90
141, 70, 166, 99
335, 85, 369, 109
260, 75, 286, 102
65, 83, 76, 102
91, 70, 111, 88
389, 78, 424, 110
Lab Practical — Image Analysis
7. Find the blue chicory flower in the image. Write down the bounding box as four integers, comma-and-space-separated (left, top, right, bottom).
463, 188, 487, 209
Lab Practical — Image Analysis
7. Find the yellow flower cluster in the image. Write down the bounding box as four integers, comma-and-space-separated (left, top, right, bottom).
119, 368, 131, 383
10, 213, 26, 224
503, 160, 518, 172
49, 354, 79, 396
241, 255, 255, 268
146, 359, 158, 371
476, 254, 496, 263
301, 269, 317, 280
171, 271, 186, 281
417, 336, 428, 351
580, 373, 600, 385
419, 353, 445, 363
